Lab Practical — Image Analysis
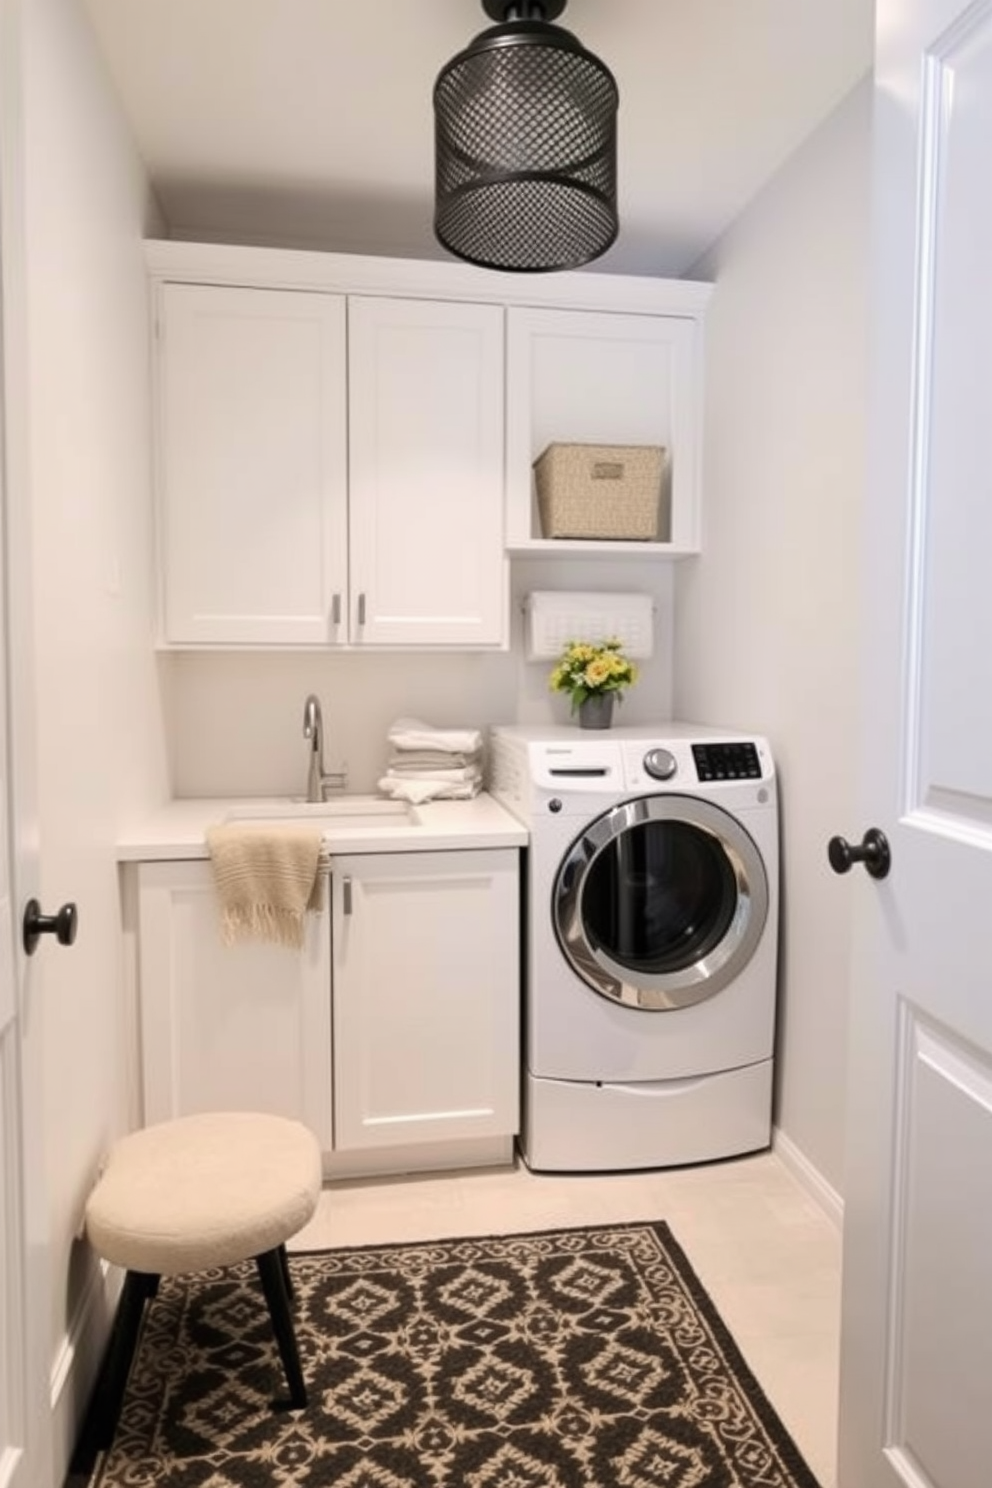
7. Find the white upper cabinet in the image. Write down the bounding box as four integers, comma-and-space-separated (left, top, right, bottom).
157, 283, 349, 645
505, 307, 703, 554
147, 242, 711, 646
154, 282, 507, 648
348, 295, 506, 646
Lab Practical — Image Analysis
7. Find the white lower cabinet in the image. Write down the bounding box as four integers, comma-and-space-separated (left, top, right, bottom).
134, 860, 334, 1147
329, 849, 520, 1167
132, 848, 520, 1176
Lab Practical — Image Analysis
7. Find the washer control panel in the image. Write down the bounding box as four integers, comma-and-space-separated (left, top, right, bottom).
489, 727, 774, 818
692, 741, 763, 781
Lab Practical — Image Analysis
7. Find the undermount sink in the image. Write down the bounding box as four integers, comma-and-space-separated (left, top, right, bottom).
224, 796, 418, 831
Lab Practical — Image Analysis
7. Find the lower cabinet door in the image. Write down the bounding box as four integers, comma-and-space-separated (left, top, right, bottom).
331, 849, 520, 1151
135, 860, 333, 1148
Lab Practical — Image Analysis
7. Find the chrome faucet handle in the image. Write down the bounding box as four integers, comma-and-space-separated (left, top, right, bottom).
320, 764, 349, 797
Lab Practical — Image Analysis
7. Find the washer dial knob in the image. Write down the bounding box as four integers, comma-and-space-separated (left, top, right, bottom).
643, 747, 677, 781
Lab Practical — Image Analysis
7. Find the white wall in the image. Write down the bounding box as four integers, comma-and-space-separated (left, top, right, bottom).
165, 558, 676, 797
20, 0, 168, 1469
676, 80, 872, 1197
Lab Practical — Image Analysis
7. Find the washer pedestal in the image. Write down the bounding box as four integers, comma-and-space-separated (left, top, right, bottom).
520, 1061, 773, 1173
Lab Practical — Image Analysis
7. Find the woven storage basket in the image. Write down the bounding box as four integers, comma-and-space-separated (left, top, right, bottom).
534, 443, 668, 541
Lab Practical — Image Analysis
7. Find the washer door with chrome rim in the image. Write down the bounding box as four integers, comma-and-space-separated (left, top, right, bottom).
553, 795, 769, 1011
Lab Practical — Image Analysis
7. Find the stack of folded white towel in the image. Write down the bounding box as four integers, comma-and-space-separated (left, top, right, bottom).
378, 718, 484, 804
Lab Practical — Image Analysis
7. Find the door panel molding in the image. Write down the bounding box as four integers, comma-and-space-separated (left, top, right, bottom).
886, 1005, 992, 1487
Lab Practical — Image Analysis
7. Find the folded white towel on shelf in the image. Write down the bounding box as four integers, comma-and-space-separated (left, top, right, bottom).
384, 763, 482, 785
385, 749, 477, 772
205, 824, 324, 948
378, 771, 483, 805
387, 717, 484, 756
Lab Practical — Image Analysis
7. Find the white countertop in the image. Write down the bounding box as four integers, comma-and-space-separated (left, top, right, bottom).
117, 792, 528, 861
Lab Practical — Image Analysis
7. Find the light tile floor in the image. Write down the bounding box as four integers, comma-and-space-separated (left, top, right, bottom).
290, 1150, 842, 1488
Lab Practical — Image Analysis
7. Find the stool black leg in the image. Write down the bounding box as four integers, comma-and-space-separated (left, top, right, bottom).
255, 1247, 307, 1408
277, 1241, 295, 1303
71, 1269, 159, 1471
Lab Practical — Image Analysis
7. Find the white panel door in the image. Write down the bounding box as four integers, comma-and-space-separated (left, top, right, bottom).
331, 849, 519, 1150
136, 861, 333, 1150
838, 3, 992, 1485
0, 451, 48, 1488
348, 295, 507, 647
0, 2, 51, 1477
157, 282, 348, 645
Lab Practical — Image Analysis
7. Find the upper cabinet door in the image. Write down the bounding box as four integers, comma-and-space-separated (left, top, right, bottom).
156, 283, 348, 645
348, 296, 507, 647
505, 307, 703, 553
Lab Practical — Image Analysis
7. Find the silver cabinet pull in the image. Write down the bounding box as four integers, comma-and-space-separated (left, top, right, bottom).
357, 593, 366, 627
342, 875, 353, 916
331, 593, 342, 626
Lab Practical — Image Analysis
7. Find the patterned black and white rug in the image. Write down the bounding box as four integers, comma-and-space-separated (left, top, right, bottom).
87, 1221, 821, 1487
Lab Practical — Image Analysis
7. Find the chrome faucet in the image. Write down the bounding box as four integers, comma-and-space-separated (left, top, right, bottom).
303, 694, 325, 803
302, 694, 347, 802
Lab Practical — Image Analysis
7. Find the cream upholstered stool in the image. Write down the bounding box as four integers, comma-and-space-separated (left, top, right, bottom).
83, 1111, 321, 1452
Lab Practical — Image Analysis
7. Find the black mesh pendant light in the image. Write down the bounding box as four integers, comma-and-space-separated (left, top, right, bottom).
434, 1, 619, 273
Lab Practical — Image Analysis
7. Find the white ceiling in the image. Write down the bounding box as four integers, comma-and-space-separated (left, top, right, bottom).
82, 0, 874, 277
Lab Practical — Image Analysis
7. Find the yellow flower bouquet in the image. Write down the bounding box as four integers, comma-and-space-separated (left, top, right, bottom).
549, 638, 638, 713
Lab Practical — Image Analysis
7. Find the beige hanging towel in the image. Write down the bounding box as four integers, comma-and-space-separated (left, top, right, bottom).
205, 824, 324, 948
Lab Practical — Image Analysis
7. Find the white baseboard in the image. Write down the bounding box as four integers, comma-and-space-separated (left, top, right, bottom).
772, 1126, 844, 1230
50, 1257, 121, 1484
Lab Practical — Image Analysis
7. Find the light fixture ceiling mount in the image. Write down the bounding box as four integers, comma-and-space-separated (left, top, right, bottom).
433, 1, 619, 274
480, 0, 567, 18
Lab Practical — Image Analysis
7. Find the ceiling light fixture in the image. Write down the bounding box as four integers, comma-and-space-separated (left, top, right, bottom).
433, 1, 619, 273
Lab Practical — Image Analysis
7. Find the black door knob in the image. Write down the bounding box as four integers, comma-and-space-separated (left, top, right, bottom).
22, 898, 78, 956
827, 829, 891, 881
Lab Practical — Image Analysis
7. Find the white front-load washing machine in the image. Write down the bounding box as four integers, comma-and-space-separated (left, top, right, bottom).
489, 723, 779, 1172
